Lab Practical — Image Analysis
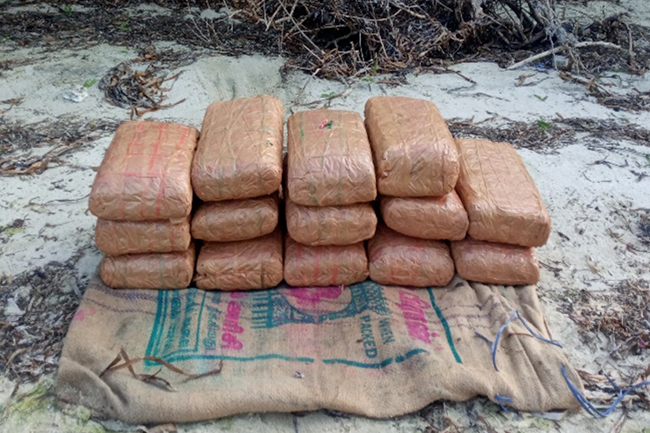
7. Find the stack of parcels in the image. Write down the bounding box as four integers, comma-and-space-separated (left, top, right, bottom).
452, 137, 551, 285
89, 121, 198, 289
365, 96, 463, 287
284, 110, 377, 287
191, 95, 284, 291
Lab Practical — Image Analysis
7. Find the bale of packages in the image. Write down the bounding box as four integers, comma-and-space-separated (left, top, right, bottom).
364, 96, 459, 197
100, 243, 196, 289
285, 200, 377, 246
191, 195, 279, 242
451, 238, 540, 285
95, 216, 191, 256
380, 192, 468, 240
368, 226, 454, 287
191, 95, 284, 201
194, 229, 283, 290
455, 137, 551, 247
284, 236, 368, 287
287, 109, 377, 206
88, 121, 198, 221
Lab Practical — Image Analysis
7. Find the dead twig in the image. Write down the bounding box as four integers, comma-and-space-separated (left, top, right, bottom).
507, 41, 628, 70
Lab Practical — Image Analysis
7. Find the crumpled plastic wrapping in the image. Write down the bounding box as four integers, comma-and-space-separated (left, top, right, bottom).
287, 109, 377, 206
364, 96, 459, 197
451, 238, 540, 285
284, 236, 368, 287
191, 195, 279, 242
455, 137, 551, 247
95, 216, 191, 256
195, 229, 283, 290
380, 191, 468, 240
89, 121, 198, 221
100, 243, 196, 289
191, 95, 284, 201
368, 225, 454, 287
286, 199, 377, 246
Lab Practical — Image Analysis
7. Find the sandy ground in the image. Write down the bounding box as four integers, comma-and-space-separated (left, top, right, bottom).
1, 2, 650, 433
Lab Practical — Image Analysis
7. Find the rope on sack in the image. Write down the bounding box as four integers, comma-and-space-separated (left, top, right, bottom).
475, 308, 563, 372
495, 394, 514, 413
561, 365, 650, 418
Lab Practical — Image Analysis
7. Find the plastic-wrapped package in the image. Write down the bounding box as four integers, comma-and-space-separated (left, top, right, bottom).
368, 225, 454, 287
195, 229, 283, 290
284, 236, 368, 287
95, 216, 191, 256
191, 195, 279, 242
364, 96, 459, 197
89, 121, 198, 221
191, 95, 284, 201
286, 199, 377, 246
100, 243, 196, 289
380, 192, 468, 240
455, 137, 551, 247
451, 238, 540, 285
287, 109, 377, 206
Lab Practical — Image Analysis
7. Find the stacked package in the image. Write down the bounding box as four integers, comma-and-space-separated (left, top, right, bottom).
364, 96, 461, 287
191, 95, 284, 291
89, 121, 199, 289
284, 109, 377, 287
451, 137, 551, 285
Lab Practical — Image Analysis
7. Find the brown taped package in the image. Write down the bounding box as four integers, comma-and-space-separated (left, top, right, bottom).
191, 95, 284, 201
364, 96, 459, 197
89, 121, 198, 221
380, 192, 468, 241
455, 137, 551, 247
195, 229, 283, 290
286, 199, 377, 246
287, 110, 377, 206
95, 216, 191, 256
284, 236, 368, 287
100, 243, 196, 289
368, 225, 454, 287
451, 238, 540, 285
191, 195, 279, 242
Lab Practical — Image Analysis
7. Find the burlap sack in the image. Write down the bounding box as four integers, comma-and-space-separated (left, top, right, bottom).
455, 137, 551, 247
284, 236, 368, 286
451, 238, 540, 285
286, 199, 377, 246
191, 196, 279, 242
380, 192, 468, 241
287, 110, 377, 206
364, 96, 459, 197
191, 95, 284, 201
194, 230, 283, 290
100, 244, 196, 290
95, 216, 191, 256
368, 226, 454, 287
57, 274, 583, 424
89, 121, 198, 221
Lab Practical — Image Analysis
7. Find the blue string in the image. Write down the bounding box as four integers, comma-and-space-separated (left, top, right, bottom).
491, 310, 518, 371
495, 394, 513, 414
489, 309, 564, 371
515, 310, 563, 348
603, 372, 622, 393
474, 332, 493, 345
561, 365, 650, 418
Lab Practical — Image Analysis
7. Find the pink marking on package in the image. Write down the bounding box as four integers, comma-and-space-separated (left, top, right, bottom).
73, 306, 96, 322
221, 301, 244, 350
396, 291, 432, 344
286, 287, 343, 306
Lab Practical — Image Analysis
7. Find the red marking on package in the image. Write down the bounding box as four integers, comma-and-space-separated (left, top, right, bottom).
221, 300, 244, 350
397, 291, 432, 344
